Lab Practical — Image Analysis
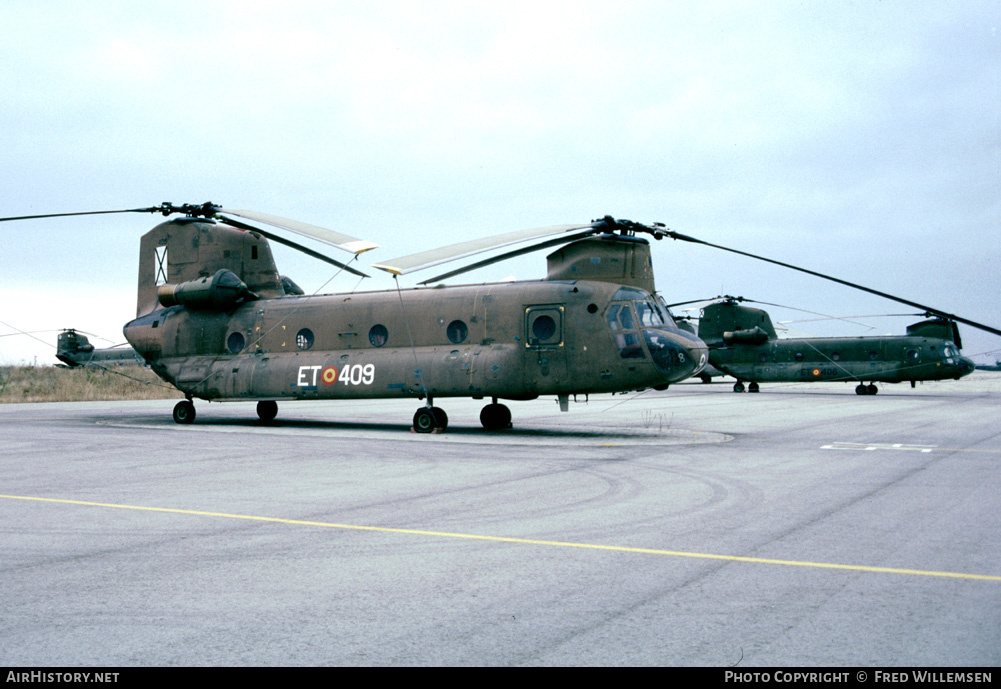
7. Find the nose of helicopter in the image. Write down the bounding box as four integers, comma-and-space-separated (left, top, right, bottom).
958, 356, 976, 379
642, 327, 709, 384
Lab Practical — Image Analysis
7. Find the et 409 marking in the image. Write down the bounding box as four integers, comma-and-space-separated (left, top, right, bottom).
297, 364, 375, 387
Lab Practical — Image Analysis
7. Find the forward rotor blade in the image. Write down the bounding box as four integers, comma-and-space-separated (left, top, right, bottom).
665, 296, 728, 309
219, 217, 369, 278
664, 231, 1001, 338
219, 209, 378, 255
735, 299, 875, 329
372, 222, 597, 276
419, 231, 598, 284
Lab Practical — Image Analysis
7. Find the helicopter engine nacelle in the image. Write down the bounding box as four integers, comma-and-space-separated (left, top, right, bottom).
722, 326, 770, 346
698, 301, 777, 346
546, 235, 656, 294
157, 269, 258, 311
906, 318, 962, 349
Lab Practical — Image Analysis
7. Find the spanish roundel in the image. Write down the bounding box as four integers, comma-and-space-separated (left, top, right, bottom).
321, 366, 338, 385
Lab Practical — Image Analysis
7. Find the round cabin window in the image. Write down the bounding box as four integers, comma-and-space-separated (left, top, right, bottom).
531, 315, 557, 341
296, 328, 314, 351
369, 324, 388, 347
447, 320, 468, 344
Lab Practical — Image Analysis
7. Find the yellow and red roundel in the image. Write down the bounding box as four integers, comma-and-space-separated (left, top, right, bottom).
812, 368, 822, 377
321, 366, 339, 385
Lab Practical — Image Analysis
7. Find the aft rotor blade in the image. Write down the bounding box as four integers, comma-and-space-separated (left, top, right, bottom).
219, 209, 379, 255
664, 230, 1001, 338
220, 217, 369, 278
419, 231, 597, 284
372, 222, 597, 276
0, 207, 162, 223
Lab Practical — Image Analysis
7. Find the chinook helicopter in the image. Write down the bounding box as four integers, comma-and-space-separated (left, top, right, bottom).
681, 297, 975, 394
4, 202, 998, 429
4, 204, 708, 430
55, 329, 142, 368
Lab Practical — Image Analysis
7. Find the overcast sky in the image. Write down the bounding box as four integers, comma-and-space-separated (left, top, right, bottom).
1, 1, 999, 367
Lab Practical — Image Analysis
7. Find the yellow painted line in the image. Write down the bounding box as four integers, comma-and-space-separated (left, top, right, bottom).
3, 494, 999, 582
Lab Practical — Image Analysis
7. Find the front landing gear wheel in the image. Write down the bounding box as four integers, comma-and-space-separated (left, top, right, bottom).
413, 407, 448, 433
173, 400, 196, 424
257, 400, 278, 422
480, 403, 512, 430
431, 407, 448, 430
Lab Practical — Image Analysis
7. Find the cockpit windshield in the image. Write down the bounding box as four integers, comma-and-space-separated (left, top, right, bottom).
636, 301, 664, 326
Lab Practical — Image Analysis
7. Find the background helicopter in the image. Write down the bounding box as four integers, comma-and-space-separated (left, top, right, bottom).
3, 203, 998, 429
673, 296, 974, 394
55, 329, 142, 368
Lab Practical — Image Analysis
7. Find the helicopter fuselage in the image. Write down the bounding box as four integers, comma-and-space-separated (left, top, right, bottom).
124, 279, 707, 404
697, 300, 974, 392
711, 334, 974, 386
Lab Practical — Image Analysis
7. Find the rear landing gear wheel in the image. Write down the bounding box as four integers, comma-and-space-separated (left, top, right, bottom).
748, 382, 760, 393
480, 403, 512, 430
413, 408, 435, 433
173, 400, 196, 424
413, 406, 447, 433
733, 382, 745, 393
867, 384, 878, 395
257, 400, 278, 422
856, 384, 867, 395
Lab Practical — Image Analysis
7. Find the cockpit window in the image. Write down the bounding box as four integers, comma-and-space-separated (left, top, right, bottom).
607, 303, 636, 331
606, 301, 646, 360
636, 301, 664, 326
607, 305, 622, 331
613, 287, 649, 301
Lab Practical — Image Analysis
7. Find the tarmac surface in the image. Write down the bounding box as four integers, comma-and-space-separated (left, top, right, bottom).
1, 373, 999, 666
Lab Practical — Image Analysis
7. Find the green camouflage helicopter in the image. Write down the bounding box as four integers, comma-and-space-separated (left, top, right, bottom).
55, 329, 142, 368
680, 297, 974, 394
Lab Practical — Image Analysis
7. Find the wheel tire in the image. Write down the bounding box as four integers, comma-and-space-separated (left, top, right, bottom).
480, 403, 512, 431
173, 400, 196, 424
748, 382, 760, 393
733, 382, 745, 393
431, 407, 448, 431
257, 400, 278, 422
856, 384, 867, 395
413, 407, 437, 433
700, 374, 712, 384
867, 384, 878, 395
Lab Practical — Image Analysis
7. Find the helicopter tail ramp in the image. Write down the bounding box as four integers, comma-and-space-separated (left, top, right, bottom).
136, 219, 284, 318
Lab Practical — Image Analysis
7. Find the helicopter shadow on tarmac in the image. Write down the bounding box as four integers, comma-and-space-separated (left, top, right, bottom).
97, 406, 730, 447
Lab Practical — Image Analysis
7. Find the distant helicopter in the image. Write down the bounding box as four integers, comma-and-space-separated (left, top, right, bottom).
680, 297, 975, 394
3, 203, 997, 428
55, 329, 142, 368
